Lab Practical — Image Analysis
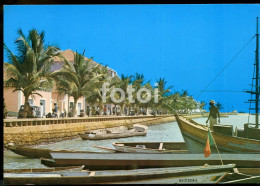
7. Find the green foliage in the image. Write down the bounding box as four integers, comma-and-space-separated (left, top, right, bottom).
216, 102, 224, 111
52, 50, 101, 116
4, 28, 62, 118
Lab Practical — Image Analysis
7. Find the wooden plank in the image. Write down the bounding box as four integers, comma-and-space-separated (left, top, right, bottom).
91, 145, 118, 152
159, 143, 163, 150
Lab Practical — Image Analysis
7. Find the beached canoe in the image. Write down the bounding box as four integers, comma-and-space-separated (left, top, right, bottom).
78, 124, 148, 140
112, 142, 188, 153
5, 144, 96, 159
48, 152, 260, 169
175, 114, 260, 153
4, 164, 235, 184
4, 166, 85, 173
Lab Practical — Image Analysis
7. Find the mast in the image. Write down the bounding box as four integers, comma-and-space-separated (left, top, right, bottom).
256, 17, 259, 128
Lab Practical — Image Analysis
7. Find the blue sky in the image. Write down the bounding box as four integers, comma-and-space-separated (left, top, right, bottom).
3, 4, 260, 112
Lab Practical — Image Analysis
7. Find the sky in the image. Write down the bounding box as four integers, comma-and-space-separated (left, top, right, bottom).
3, 4, 260, 112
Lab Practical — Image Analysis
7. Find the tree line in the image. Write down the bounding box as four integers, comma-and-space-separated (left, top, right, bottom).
4, 29, 209, 118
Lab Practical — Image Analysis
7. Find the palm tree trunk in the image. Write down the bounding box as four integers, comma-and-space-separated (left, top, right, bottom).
72, 97, 79, 117
23, 94, 30, 118
99, 102, 103, 115
120, 103, 125, 115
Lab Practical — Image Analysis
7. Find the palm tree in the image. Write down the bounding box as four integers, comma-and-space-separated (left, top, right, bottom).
85, 66, 114, 115
154, 78, 172, 114
112, 74, 133, 115
4, 28, 62, 118
52, 50, 101, 117
163, 91, 181, 113
216, 102, 224, 111
199, 101, 206, 113
131, 73, 146, 115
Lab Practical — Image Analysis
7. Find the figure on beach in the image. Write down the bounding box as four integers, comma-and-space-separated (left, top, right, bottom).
39, 102, 43, 118
206, 100, 220, 131
86, 106, 90, 117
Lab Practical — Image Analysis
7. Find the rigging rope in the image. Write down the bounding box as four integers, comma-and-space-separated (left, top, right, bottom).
197, 35, 256, 99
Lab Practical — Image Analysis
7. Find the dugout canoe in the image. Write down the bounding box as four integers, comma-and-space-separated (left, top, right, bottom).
49, 152, 260, 170
112, 142, 188, 153
5, 144, 96, 159
78, 124, 148, 140
175, 114, 260, 153
4, 164, 235, 185
4, 166, 84, 173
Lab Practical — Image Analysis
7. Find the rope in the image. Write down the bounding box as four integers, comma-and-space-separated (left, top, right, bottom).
197, 35, 256, 99
209, 128, 224, 165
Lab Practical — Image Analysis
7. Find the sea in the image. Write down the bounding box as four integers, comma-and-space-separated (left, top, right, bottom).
4, 114, 255, 169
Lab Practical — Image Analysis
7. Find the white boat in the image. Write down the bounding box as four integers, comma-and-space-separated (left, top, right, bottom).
78, 124, 148, 140
112, 142, 188, 153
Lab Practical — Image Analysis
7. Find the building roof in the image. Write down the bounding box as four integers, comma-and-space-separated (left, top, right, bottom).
3, 49, 118, 78
51, 49, 109, 72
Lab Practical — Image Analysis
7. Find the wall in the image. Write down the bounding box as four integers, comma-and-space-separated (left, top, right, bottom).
28, 91, 52, 114
3, 114, 202, 147
4, 115, 176, 146
3, 87, 19, 114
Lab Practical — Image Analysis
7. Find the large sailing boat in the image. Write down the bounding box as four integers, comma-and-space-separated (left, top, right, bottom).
175, 18, 260, 153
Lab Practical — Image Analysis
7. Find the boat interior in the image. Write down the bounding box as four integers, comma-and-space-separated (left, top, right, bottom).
114, 142, 187, 151
184, 116, 260, 140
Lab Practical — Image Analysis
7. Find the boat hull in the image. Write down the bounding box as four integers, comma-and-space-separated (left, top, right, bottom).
4, 164, 234, 184
175, 114, 260, 153
78, 131, 147, 140
49, 152, 260, 169
5, 145, 53, 159
113, 142, 188, 153
4, 166, 84, 173
5, 144, 96, 159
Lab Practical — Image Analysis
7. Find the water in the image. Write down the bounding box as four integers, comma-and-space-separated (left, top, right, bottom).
4, 114, 253, 169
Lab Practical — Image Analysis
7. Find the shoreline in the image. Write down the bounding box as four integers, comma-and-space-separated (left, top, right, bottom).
4, 115, 177, 147
3, 113, 237, 148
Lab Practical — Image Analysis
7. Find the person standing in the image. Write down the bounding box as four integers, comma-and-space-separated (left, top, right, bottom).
86, 106, 90, 117
53, 103, 58, 117
124, 107, 127, 116
39, 103, 43, 118
206, 100, 220, 131
104, 105, 107, 115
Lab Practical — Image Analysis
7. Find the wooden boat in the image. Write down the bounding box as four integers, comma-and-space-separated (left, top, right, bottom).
78, 124, 148, 140
5, 143, 96, 159
4, 164, 235, 184
112, 142, 189, 153
175, 114, 260, 153
48, 152, 260, 170
4, 166, 85, 173
177, 19, 260, 154
41, 157, 64, 168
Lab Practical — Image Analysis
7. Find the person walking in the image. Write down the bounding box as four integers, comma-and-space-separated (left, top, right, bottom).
206, 100, 220, 131
39, 103, 44, 118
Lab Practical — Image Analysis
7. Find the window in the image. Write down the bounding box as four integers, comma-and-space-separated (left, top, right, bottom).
28, 99, 34, 106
